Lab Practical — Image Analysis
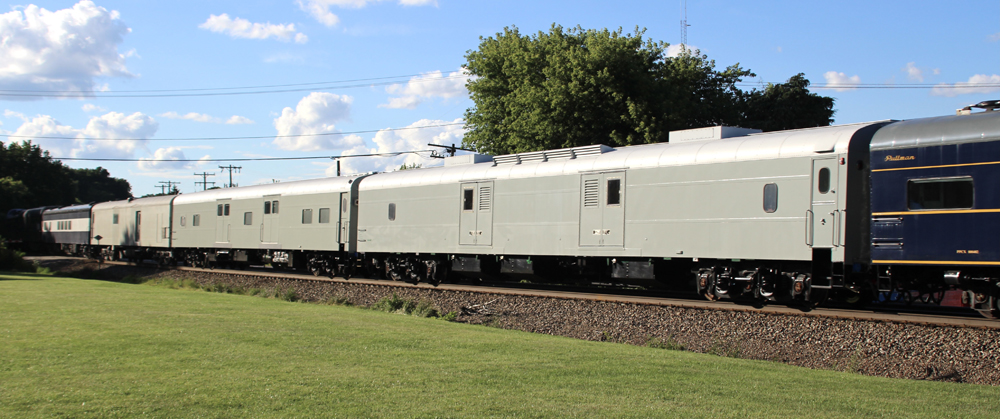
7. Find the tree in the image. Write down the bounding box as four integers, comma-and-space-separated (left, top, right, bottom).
0, 141, 132, 210
71, 167, 132, 204
462, 25, 835, 155
741, 73, 835, 132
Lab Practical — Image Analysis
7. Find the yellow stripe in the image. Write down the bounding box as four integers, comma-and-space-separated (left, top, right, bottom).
873, 260, 1000, 266
872, 208, 1000, 216
872, 160, 1000, 172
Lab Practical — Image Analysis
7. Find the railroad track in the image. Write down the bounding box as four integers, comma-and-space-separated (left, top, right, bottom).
31, 256, 999, 330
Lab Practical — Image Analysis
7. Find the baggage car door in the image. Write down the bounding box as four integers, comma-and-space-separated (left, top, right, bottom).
579, 172, 625, 247
216, 199, 231, 243
262, 195, 279, 243
809, 158, 840, 248
339, 192, 350, 245
459, 181, 494, 246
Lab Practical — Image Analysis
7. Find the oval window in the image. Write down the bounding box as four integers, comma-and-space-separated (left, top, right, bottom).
818, 168, 831, 194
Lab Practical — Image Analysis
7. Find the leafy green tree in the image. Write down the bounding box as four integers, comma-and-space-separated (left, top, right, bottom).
0, 141, 132, 210
72, 167, 132, 204
741, 73, 835, 132
462, 25, 835, 155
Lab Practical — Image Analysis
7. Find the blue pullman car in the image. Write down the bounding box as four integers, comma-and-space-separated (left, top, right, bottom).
870, 111, 1000, 315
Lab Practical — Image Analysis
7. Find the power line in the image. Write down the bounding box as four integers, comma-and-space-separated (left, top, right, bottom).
194, 172, 216, 191
0, 73, 431, 94
218, 165, 241, 188
0, 122, 465, 142
0, 74, 471, 99
52, 150, 435, 162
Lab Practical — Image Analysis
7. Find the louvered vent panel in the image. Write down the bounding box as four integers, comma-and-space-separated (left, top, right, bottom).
583, 180, 600, 207
479, 186, 492, 211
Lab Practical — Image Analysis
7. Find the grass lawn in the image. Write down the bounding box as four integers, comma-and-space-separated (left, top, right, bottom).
1, 272, 998, 418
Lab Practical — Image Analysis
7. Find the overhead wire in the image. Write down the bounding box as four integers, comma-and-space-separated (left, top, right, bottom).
54, 150, 435, 162
0, 122, 465, 141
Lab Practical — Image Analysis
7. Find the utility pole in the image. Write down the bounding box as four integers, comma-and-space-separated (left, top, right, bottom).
194, 172, 216, 191
218, 165, 242, 188
157, 181, 181, 195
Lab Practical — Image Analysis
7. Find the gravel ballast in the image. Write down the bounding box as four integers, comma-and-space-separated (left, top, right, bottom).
35, 259, 1000, 386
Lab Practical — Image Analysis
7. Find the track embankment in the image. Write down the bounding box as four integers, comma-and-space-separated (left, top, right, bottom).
30, 256, 1000, 386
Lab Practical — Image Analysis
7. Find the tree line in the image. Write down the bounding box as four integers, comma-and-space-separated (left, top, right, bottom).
462, 25, 835, 155
0, 141, 132, 211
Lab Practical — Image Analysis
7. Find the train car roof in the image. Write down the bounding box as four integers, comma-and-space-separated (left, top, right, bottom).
359, 121, 884, 190
92, 195, 176, 211
172, 175, 361, 205
870, 111, 1000, 151
42, 204, 93, 215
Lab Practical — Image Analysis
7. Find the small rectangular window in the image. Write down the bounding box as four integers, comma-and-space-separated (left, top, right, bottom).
319, 208, 331, 223
264, 201, 271, 214
763, 183, 778, 213
272, 201, 279, 214
217, 205, 223, 216
607, 178, 621, 206
463, 188, 474, 211
180, 216, 186, 227
343, 198, 348, 213
113, 214, 119, 224
302, 209, 313, 224
388, 203, 396, 221
907, 177, 974, 210
224, 204, 230, 216
244, 212, 253, 225
193, 214, 200, 226
162, 227, 169, 239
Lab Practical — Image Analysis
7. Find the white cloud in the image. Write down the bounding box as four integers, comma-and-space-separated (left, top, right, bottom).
82, 104, 106, 112
931, 74, 1000, 97
0, 1, 133, 99
273, 92, 361, 151
10, 111, 157, 159
296, 0, 436, 27
137, 147, 197, 171
199, 14, 307, 43
226, 115, 254, 125
666, 44, 697, 58
159, 111, 254, 125
160, 111, 218, 123
823, 71, 861, 91
329, 118, 465, 175
380, 69, 469, 109
904, 62, 923, 82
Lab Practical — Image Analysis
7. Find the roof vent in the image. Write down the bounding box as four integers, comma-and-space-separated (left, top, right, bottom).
444, 154, 494, 166
668, 126, 762, 143
494, 144, 613, 166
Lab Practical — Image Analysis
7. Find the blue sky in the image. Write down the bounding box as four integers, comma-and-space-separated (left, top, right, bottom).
1, 0, 999, 197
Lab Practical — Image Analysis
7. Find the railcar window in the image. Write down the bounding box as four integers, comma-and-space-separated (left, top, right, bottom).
272, 201, 279, 214
224, 204, 230, 216
343, 198, 348, 213
607, 179, 621, 206
907, 177, 974, 210
162, 227, 168, 239
217, 205, 223, 216
180, 216, 186, 227
388, 203, 396, 221
193, 214, 200, 226
112, 214, 119, 224
244, 212, 253, 225
818, 168, 831, 194
264, 201, 271, 214
463, 189, 474, 211
302, 209, 313, 224
763, 183, 778, 213
319, 208, 331, 223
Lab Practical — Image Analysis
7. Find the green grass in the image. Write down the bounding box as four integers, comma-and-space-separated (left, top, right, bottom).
1, 273, 998, 418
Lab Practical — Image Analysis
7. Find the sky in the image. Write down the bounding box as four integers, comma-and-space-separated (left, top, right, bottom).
1, 0, 999, 197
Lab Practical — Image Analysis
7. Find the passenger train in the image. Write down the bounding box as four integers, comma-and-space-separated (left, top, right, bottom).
6, 105, 1000, 318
